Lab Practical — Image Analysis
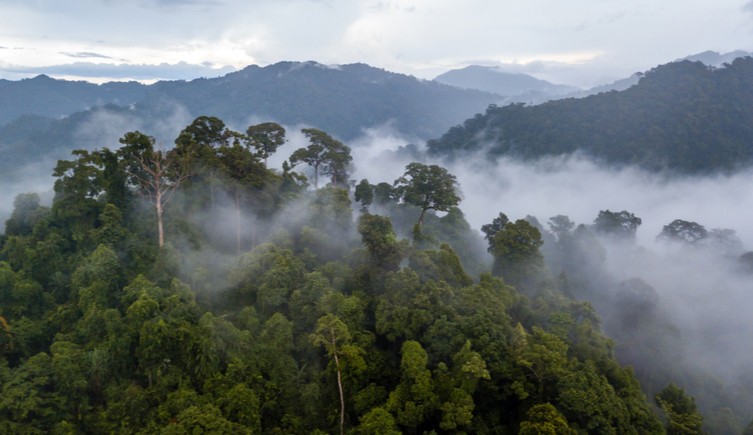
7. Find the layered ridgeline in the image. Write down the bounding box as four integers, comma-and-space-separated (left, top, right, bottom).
0, 62, 499, 178
428, 57, 753, 174
0, 115, 704, 433
434, 65, 579, 104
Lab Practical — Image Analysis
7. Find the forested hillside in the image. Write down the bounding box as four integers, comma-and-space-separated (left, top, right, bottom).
428, 57, 753, 174
0, 74, 145, 125
0, 115, 713, 433
0, 62, 500, 181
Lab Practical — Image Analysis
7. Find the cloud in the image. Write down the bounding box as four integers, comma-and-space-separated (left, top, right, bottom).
344, 129, 753, 413
60, 51, 114, 59
0, 61, 237, 82
448, 153, 753, 249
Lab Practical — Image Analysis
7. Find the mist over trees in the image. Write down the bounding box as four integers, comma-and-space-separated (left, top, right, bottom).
0, 61, 501, 185
428, 57, 753, 174
3, 113, 752, 433
13, 113, 750, 432
2, 51, 753, 434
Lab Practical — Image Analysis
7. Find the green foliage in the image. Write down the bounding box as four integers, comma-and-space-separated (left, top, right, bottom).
393, 162, 460, 230
355, 406, 401, 435
5, 193, 44, 237
427, 58, 753, 173
656, 383, 704, 434
593, 210, 642, 241
245, 122, 286, 165
0, 116, 668, 433
387, 340, 439, 430
489, 218, 544, 290
519, 403, 573, 435
357, 213, 405, 271
354, 179, 374, 211
290, 128, 352, 189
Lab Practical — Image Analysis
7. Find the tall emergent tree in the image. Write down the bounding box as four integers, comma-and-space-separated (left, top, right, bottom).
245, 122, 287, 167
290, 128, 352, 189
592, 210, 642, 241
393, 162, 460, 230
119, 131, 188, 248
488, 218, 544, 289
215, 140, 267, 254
310, 314, 352, 435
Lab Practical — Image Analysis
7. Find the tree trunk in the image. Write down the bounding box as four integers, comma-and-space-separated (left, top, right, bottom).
334, 349, 345, 435
417, 207, 427, 228
235, 188, 242, 255
156, 190, 165, 248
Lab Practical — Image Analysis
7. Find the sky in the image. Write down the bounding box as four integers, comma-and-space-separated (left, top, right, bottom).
1, 0, 752, 87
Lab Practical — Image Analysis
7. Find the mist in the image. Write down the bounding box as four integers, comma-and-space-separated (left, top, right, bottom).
2, 112, 751, 421
347, 129, 753, 420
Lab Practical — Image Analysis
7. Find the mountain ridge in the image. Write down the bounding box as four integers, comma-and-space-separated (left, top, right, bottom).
427, 57, 753, 174
0, 61, 502, 176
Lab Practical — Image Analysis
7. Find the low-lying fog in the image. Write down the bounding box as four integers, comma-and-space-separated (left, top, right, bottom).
350, 127, 753, 418
2, 119, 751, 418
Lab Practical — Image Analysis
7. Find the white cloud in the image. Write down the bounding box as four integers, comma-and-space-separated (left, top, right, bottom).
0, 0, 749, 85
0, 61, 237, 82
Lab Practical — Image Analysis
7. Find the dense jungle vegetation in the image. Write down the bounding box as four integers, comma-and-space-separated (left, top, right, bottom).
1, 115, 748, 434
427, 57, 753, 174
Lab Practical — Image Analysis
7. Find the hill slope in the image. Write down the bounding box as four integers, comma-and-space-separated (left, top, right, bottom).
427, 57, 753, 173
434, 65, 578, 101
0, 62, 501, 177
0, 61, 499, 141
0, 75, 145, 125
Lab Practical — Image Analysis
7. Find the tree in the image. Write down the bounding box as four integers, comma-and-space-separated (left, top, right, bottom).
119, 131, 188, 248
489, 219, 544, 289
245, 122, 286, 166
51, 149, 109, 250
307, 311, 367, 433
657, 219, 708, 244
386, 340, 438, 431
481, 212, 509, 248
290, 128, 352, 189
355, 407, 401, 435
592, 210, 642, 241
172, 116, 234, 212
655, 383, 703, 434
354, 179, 374, 212
393, 162, 460, 230
174, 116, 233, 155
373, 182, 395, 204
548, 215, 575, 240
215, 141, 267, 254
739, 252, 753, 274
309, 314, 352, 435
5, 193, 43, 236
518, 403, 573, 435
357, 214, 404, 271
437, 341, 490, 431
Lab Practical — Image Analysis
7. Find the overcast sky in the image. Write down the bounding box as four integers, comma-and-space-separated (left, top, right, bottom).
1, 0, 752, 87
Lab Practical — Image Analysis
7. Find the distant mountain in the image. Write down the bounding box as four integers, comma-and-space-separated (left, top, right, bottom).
0, 61, 501, 177
573, 50, 753, 99
434, 65, 578, 102
0, 61, 499, 141
427, 58, 753, 174
680, 50, 752, 67
0, 75, 146, 125
139, 61, 500, 140
570, 74, 642, 98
